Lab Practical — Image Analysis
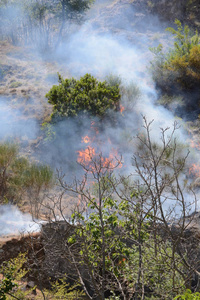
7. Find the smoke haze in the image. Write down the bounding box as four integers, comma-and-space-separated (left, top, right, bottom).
0, 97, 39, 141
0, 205, 41, 236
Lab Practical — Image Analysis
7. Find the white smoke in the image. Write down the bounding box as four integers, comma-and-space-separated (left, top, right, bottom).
0, 205, 41, 236
0, 97, 39, 141
41, 22, 189, 174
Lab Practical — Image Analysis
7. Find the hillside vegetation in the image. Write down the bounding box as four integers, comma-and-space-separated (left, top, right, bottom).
133, 0, 200, 29
150, 20, 200, 116
1, 0, 200, 300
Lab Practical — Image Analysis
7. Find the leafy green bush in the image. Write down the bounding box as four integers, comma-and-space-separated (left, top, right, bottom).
150, 20, 200, 110
0, 253, 33, 300
174, 289, 200, 299
46, 73, 121, 121
46, 277, 85, 299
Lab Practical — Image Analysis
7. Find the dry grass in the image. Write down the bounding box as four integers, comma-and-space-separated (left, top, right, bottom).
0, 41, 65, 124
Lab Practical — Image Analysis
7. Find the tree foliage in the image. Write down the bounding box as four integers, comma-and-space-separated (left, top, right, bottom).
0, 0, 93, 49
150, 20, 200, 111
47, 277, 85, 299
174, 289, 200, 300
0, 253, 33, 300
46, 73, 121, 121
58, 0, 93, 22
50, 118, 195, 299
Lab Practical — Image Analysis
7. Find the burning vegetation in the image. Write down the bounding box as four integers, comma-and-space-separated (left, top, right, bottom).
188, 138, 200, 178
77, 145, 122, 171
77, 120, 123, 171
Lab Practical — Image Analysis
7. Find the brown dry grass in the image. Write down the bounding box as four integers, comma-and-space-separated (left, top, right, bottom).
0, 40, 70, 124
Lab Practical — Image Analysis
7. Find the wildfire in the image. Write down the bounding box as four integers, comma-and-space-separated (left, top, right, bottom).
77, 146, 96, 165
77, 145, 122, 170
77, 119, 123, 172
82, 136, 91, 144
120, 105, 125, 114
189, 138, 200, 178
91, 120, 99, 135
189, 164, 200, 178
190, 139, 200, 151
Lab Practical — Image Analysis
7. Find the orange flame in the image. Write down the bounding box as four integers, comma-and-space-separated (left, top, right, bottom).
91, 120, 99, 135
77, 145, 122, 171
120, 105, 125, 114
189, 164, 200, 178
189, 138, 200, 177
119, 258, 126, 265
77, 119, 123, 172
82, 136, 91, 144
77, 146, 95, 165
190, 139, 200, 151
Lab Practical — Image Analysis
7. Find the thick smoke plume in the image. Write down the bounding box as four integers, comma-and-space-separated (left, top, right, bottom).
40, 24, 188, 175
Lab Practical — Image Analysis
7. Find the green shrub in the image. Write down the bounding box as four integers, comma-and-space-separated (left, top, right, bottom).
174, 289, 200, 299
0, 253, 34, 300
0, 142, 54, 205
150, 20, 200, 108
46, 277, 85, 299
46, 73, 121, 121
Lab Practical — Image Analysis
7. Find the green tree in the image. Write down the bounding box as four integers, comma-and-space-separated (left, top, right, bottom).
46, 73, 121, 121
55, 118, 190, 299
60, 154, 138, 299
58, 164, 186, 299
150, 20, 200, 110
56, 0, 94, 46
0, 0, 93, 49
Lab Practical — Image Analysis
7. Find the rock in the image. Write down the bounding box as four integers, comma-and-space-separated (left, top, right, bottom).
26, 281, 35, 288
